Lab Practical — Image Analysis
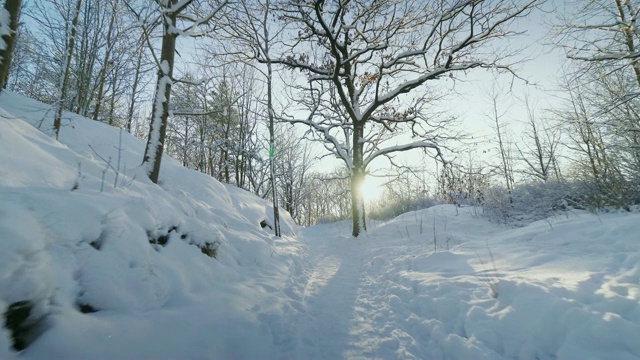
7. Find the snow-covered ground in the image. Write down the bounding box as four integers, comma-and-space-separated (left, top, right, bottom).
1, 91, 639, 359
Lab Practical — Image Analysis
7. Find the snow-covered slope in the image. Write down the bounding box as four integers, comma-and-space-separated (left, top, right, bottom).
0, 91, 301, 359
1, 91, 639, 359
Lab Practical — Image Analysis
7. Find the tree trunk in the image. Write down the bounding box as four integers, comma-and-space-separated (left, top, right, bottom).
182, 117, 189, 166
107, 64, 117, 125
142, 10, 177, 184
0, 0, 22, 90
351, 121, 366, 237
126, 36, 144, 133
53, 0, 83, 139
491, 95, 513, 202
266, 50, 281, 236
92, 5, 116, 121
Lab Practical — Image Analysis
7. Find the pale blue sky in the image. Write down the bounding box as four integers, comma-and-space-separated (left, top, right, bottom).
315, 0, 570, 193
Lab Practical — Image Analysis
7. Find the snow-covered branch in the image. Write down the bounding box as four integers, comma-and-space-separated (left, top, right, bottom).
363, 141, 445, 168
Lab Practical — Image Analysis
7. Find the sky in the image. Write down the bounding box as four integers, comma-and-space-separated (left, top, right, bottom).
313, 0, 572, 195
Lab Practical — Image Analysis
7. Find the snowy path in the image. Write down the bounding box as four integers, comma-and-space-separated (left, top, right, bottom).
260, 207, 640, 360
267, 210, 497, 359
276, 223, 366, 358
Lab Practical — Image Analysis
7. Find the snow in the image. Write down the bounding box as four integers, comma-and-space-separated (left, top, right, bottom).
1, 90, 640, 359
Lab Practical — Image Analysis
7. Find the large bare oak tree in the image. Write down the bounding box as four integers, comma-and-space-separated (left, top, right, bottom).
272, 0, 540, 236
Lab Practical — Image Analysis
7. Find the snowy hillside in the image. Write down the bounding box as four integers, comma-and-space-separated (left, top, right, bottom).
1, 91, 640, 359
0, 91, 301, 359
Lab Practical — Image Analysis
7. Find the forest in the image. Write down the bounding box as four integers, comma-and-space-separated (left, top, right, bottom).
1, 2, 640, 358
2, 0, 639, 236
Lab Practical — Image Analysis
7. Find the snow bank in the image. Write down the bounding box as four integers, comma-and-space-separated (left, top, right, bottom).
343, 206, 640, 359
262, 205, 639, 359
0, 91, 301, 359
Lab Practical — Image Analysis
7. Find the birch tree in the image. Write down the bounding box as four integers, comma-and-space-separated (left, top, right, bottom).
272, 0, 540, 237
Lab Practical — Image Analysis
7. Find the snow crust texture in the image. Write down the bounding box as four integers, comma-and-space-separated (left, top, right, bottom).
1, 91, 639, 359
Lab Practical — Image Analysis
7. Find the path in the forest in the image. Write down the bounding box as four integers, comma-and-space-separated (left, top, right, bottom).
276, 222, 367, 359
261, 208, 504, 360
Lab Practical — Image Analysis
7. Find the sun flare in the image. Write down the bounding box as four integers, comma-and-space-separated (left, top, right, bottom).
360, 177, 385, 204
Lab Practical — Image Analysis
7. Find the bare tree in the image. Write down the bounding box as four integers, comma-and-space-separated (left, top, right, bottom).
554, 1, 640, 205
486, 89, 514, 199
9, 0, 142, 128
590, 67, 640, 186
436, 154, 490, 209
369, 168, 436, 220
554, 0, 640, 151
52, 0, 83, 139
272, 0, 539, 236
556, 74, 631, 210
516, 96, 562, 182
275, 124, 316, 224
217, 0, 287, 235
125, 33, 150, 133
300, 169, 352, 225
555, 0, 640, 85
128, 0, 227, 183
91, 0, 118, 121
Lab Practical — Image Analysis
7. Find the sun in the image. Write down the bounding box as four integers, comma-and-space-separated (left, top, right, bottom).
360, 176, 385, 205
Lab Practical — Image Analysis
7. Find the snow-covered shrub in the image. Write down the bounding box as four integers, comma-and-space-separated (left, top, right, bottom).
368, 193, 440, 221
512, 181, 574, 219
482, 180, 575, 226
481, 185, 512, 224
566, 176, 637, 212
316, 214, 351, 224
482, 176, 640, 227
